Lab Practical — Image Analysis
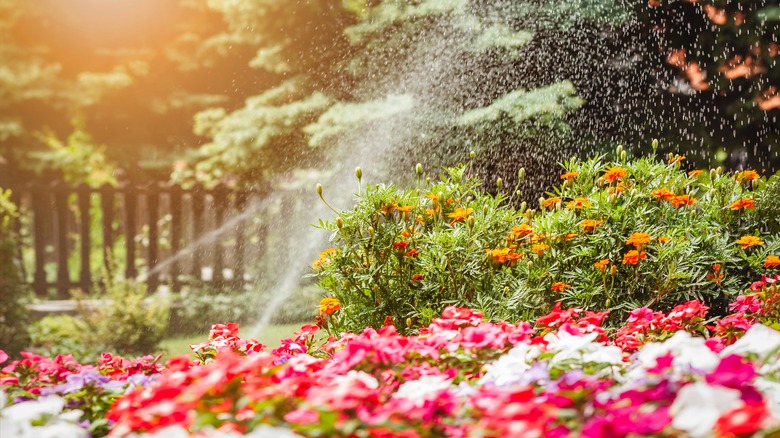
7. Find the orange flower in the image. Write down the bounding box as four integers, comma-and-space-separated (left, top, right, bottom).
393, 241, 410, 250
594, 259, 610, 271
658, 236, 670, 244
765, 255, 780, 269
670, 194, 696, 208
565, 233, 578, 240
729, 198, 755, 210
381, 203, 397, 214
566, 197, 591, 210
651, 188, 675, 201
510, 224, 534, 238
312, 248, 337, 269
667, 154, 686, 164
411, 274, 424, 282
560, 171, 579, 181
447, 207, 474, 224
622, 250, 647, 265
425, 208, 436, 216
626, 232, 652, 247
319, 297, 341, 315
486, 248, 523, 266
396, 205, 415, 213
405, 248, 420, 257
531, 244, 549, 255
707, 263, 724, 286
603, 167, 627, 183
736, 235, 764, 250
551, 282, 570, 292
688, 170, 703, 178
542, 197, 562, 209
579, 219, 604, 233
735, 170, 759, 183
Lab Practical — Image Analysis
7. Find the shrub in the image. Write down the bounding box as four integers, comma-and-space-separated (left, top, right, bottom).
27, 314, 97, 362
0, 188, 31, 358
71, 277, 169, 357
314, 146, 780, 331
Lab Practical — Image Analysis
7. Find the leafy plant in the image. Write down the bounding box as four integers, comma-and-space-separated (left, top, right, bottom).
65, 276, 169, 358
0, 188, 31, 358
314, 145, 780, 331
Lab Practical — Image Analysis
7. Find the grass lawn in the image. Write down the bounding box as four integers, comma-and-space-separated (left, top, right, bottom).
160, 323, 306, 358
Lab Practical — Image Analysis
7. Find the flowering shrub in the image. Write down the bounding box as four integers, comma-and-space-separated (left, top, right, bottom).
3, 286, 780, 437
314, 149, 780, 331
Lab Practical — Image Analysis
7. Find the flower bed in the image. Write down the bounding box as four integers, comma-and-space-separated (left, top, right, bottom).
4, 281, 780, 437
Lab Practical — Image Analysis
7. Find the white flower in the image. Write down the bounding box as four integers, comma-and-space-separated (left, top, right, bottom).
722, 324, 780, 358
0, 395, 87, 438
544, 331, 623, 371
393, 375, 452, 407
670, 382, 742, 438
632, 331, 719, 377
336, 370, 379, 389
479, 343, 542, 387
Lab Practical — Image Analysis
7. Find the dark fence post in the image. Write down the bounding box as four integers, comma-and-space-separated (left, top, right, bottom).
100, 184, 114, 275
233, 190, 247, 284
77, 184, 91, 291
124, 186, 137, 280
53, 182, 70, 298
169, 184, 183, 291
146, 183, 159, 291
191, 184, 205, 281
212, 184, 227, 286
31, 183, 47, 296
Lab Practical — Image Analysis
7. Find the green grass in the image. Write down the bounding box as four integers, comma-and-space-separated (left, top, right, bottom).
159, 323, 305, 358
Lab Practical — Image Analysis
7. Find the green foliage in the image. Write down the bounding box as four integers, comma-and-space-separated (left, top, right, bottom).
0, 188, 31, 357
314, 149, 780, 332
27, 314, 97, 362
67, 277, 168, 359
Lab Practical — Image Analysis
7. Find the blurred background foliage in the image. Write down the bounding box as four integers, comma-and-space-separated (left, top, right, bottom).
0, 0, 777, 194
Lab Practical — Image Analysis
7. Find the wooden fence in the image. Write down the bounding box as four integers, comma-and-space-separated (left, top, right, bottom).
3, 179, 262, 298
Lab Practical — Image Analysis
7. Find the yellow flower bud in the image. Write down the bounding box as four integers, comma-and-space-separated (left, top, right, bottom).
610, 265, 617, 276
496, 178, 503, 189
316, 183, 323, 196
368, 226, 374, 237
467, 216, 475, 229
336, 217, 343, 229
416, 163, 423, 176
470, 150, 476, 160
355, 167, 362, 180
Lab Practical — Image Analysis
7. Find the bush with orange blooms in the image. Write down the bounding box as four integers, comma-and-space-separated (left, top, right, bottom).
315, 145, 780, 331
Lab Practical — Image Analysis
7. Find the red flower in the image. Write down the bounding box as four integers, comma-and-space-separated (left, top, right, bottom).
714, 401, 767, 437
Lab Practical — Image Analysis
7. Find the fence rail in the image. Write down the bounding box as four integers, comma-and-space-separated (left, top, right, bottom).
4, 179, 261, 298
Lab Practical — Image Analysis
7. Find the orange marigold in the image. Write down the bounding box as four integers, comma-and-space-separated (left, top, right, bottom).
594, 259, 610, 271
670, 194, 696, 208
396, 205, 415, 213
560, 171, 579, 181
447, 207, 474, 224
565, 233, 578, 240
603, 167, 627, 183
688, 170, 703, 178
765, 255, 780, 269
566, 197, 591, 210
736, 235, 764, 250
579, 219, 604, 233
551, 282, 570, 292
626, 232, 652, 247
510, 224, 534, 237
658, 236, 671, 244
735, 170, 759, 183
729, 198, 755, 210
542, 197, 562, 209
667, 154, 686, 164
393, 241, 410, 250
651, 188, 675, 201
319, 297, 341, 315
405, 248, 421, 257
531, 244, 549, 255
622, 250, 647, 265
